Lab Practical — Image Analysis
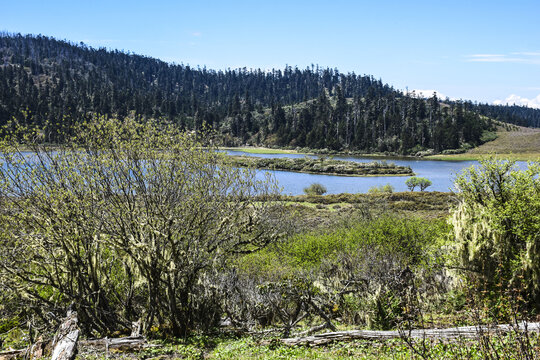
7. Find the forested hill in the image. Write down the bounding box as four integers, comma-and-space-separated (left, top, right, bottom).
1, 33, 539, 153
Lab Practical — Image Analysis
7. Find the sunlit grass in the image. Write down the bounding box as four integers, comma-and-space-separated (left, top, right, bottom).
427, 126, 540, 161
427, 153, 540, 161
220, 147, 302, 154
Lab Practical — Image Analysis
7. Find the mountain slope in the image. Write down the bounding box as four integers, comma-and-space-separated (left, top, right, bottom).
1, 33, 539, 154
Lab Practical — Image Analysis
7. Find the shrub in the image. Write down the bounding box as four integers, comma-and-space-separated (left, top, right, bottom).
418, 178, 432, 191
450, 158, 540, 315
304, 183, 327, 195
236, 215, 449, 331
405, 177, 432, 191
0, 117, 283, 337
480, 130, 498, 143
368, 184, 395, 194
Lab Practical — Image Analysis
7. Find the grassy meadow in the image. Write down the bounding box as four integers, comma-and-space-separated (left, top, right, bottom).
428, 125, 540, 161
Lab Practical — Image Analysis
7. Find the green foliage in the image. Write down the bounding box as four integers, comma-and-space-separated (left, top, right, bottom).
480, 130, 498, 143
303, 183, 327, 195
0, 117, 283, 337
276, 216, 443, 269
368, 184, 394, 194
450, 157, 540, 314
76, 329, 540, 359
236, 215, 449, 331
418, 177, 432, 191
405, 177, 418, 191
405, 176, 432, 191
229, 156, 412, 176
205, 334, 540, 360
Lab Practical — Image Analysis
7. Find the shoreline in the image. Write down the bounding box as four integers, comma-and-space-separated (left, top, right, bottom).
223, 146, 540, 162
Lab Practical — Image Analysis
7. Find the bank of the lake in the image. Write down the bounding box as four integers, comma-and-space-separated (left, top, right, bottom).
224, 126, 540, 162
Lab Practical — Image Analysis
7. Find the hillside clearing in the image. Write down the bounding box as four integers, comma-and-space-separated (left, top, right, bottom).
428, 125, 540, 161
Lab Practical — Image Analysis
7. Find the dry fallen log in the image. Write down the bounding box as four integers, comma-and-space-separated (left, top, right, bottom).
0, 349, 26, 360
270, 322, 540, 346
0, 336, 150, 360
50, 311, 79, 360
80, 336, 147, 351
0, 316, 148, 360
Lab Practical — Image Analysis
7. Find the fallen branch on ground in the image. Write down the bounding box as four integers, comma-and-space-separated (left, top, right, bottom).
80, 336, 148, 350
266, 322, 540, 346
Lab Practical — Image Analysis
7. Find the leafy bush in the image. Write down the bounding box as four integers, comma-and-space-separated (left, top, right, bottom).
480, 130, 498, 143
405, 177, 432, 191
368, 184, 395, 194
304, 183, 327, 195
235, 215, 449, 331
450, 158, 540, 315
0, 117, 283, 337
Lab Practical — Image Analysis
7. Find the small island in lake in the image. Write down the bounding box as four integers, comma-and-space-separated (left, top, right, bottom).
227, 155, 414, 176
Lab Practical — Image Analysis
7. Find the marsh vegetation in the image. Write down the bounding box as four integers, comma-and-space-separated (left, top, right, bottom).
227, 155, 413, 176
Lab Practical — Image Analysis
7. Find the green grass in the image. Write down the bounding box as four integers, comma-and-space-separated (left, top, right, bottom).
75, 334, 540, 359
221, 147, 302, 154
427, 152, 540, 161
237, 214, 448, 275
208, 335, 540, 360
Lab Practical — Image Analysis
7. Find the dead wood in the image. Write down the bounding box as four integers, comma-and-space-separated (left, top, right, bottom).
50, 311, 79, 360
0, 336, 149, 360
80, 336, 147, 351
267, 322, 540, 346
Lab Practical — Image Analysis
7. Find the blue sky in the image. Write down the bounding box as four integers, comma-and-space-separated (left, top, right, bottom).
2, 0, 540, 107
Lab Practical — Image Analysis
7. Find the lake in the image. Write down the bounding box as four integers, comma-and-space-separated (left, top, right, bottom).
226, 150, 528, 195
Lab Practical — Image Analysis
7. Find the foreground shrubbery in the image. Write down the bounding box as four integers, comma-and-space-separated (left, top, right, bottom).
229, 215, 450, 333
0, 117, 284, 338
0, 119, 539, 360
451, 158, 540, 318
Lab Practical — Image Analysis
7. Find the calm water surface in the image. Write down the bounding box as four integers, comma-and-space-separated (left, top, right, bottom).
227, 150, 528, 195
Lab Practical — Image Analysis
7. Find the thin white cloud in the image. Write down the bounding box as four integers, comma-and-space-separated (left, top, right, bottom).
493, 94, 540, 109
469, 54, 505, 58
511, 51, 540, 56
466, 52, 540, 64
192, 32, 202, 37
